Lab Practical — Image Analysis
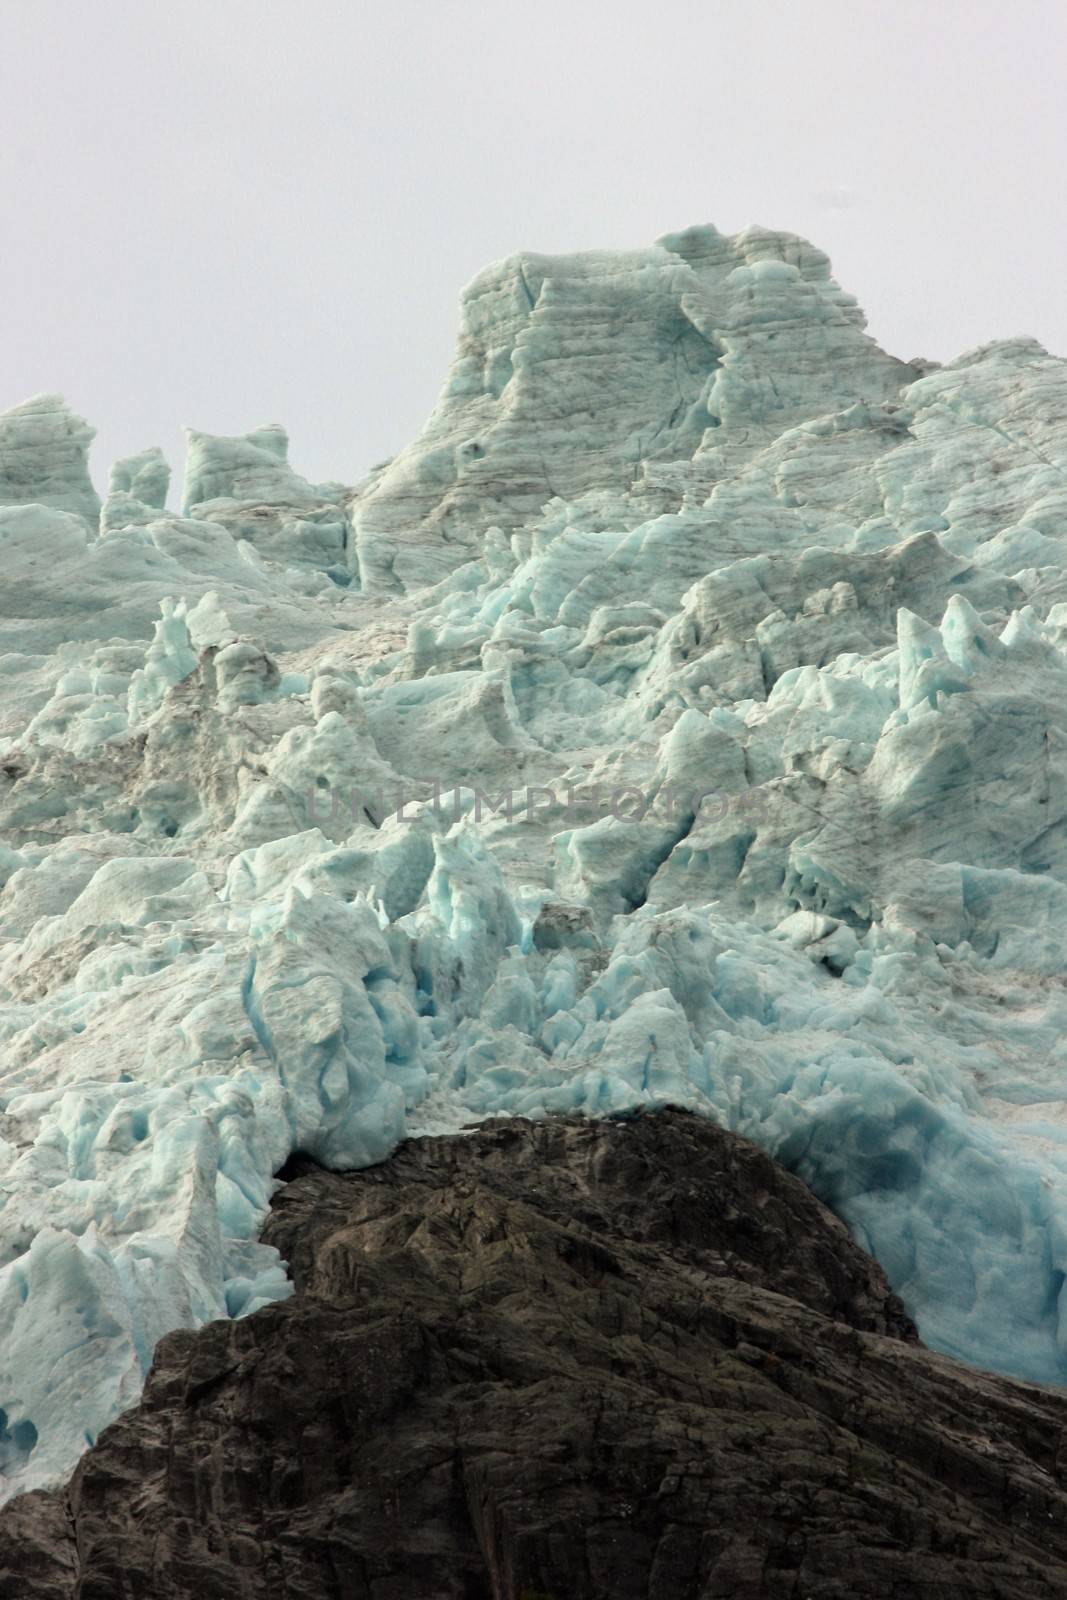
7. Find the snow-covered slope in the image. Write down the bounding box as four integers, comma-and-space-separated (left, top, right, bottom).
2, 221, 1067, 1498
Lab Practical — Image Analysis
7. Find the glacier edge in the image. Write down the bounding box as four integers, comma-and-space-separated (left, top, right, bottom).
1, 222, 1067, 1498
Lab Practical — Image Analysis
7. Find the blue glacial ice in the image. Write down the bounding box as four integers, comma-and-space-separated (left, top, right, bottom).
3, 221, 1067, 1497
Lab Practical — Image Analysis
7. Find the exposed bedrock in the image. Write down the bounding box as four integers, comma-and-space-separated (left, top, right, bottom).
5, 1111, 1067, 1599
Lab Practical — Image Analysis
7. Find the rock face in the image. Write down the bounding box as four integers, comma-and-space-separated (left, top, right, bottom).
7, 1110, 1067, 1599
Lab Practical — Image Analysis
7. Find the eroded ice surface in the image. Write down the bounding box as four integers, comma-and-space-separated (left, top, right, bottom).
2, 222, 1067, 1498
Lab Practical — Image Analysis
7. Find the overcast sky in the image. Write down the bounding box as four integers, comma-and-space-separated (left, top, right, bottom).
2, 0, 1064, 498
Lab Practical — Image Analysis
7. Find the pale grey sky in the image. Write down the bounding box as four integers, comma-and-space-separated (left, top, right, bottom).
1, 0, 1064, 496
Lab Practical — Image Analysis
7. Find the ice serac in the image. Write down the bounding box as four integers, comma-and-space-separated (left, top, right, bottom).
183, 423, 352, 575
0, 395, 100, 524
99, 447, 170, 534
2, 221, 1067, 1504
349, 223, 917, 592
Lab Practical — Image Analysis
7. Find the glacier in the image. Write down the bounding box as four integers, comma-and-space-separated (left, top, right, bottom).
2, 222, 1067, 1499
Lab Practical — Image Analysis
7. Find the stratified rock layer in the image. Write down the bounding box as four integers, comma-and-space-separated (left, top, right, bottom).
6, 1110, 1067, 1599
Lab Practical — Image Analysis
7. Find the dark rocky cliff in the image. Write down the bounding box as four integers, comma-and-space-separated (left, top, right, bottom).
5, 1109, 1067, 1598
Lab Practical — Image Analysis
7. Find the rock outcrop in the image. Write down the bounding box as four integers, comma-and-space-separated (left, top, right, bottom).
6, 1110, 1067, 1599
